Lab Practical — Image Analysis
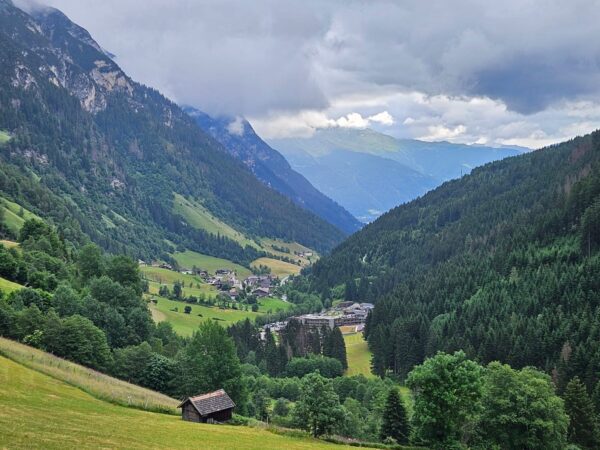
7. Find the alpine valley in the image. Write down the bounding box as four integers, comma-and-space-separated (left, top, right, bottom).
1, 1, 599, 450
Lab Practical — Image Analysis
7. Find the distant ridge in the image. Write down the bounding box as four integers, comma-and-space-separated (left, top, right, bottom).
185, 107, 362, 234
271, 127, 523, 222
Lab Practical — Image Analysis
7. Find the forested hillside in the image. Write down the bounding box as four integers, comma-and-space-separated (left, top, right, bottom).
0, 0, 344, 264
185, 108, 361, 234
272, 127, 522, 222
309, 130, 600, 387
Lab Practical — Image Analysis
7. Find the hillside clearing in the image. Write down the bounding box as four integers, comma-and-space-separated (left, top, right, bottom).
0, 276, 23, 294
343, 332, 374, 378
0, 355, 366, 449
0, 130, 10, 144
149, 297, 260, 336
251, 257, 302, 277
0, 338, 178, 414
172, 250, 253, 278
0, 239, 19, 249
173, 193, 260, 250
0, 197, 40, 234
148, 296, 291, 336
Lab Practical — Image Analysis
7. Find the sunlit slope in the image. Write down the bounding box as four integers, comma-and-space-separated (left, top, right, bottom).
0, 353, 364, 449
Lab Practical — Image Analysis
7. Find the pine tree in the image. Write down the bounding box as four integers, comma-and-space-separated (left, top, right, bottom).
592, 380, 600, 419
380, 388, 409, 444
344, 278, 357, 301
324, 327, 348, 370
564, 376, 599, 449
264, 328, 280, 376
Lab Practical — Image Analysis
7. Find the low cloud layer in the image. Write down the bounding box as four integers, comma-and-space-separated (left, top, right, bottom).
41, 0, 600, 147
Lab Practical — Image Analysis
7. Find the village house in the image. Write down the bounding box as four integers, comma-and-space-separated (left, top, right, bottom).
244, 275, 275, 290
178, 389, 235, 424
252, 287, 270, 298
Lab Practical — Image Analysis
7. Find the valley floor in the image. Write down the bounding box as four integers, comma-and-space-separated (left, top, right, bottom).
0, 355, 366, 449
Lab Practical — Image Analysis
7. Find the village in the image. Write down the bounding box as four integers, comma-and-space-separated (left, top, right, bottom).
261, 300, 374, 338
142, 260, 282, 303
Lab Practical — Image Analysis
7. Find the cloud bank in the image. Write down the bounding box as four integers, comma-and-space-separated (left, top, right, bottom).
42, 0, 600, 147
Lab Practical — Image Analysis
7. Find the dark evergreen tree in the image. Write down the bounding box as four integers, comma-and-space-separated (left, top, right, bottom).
379, 388, 409, 444
264, 328, 280, 377
344, 278, 358, 302
564, 377, 599, 449
324, 327, 347, 370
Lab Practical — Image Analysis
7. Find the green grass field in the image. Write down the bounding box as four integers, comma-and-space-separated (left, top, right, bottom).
251, 257, 302, 277
149, 295, 291, 336
343, 333, 374, 378
0, 239, 19, 249
149, 297, 260, 336
172, 250, 253, 278
0, 337, 178, 414
141, 266, 218, 298
257, 296, 293, 313
173, 193, 260, 250
0, 197, 40, 235
0, 130, 10, 145
0, 351, 366, 449
259, 238, 317, 264
0, 276, 23, 294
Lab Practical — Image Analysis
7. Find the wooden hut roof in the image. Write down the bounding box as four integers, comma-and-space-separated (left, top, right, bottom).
178, 389, 235, 416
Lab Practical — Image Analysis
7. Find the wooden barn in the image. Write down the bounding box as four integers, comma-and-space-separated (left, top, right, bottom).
178, 389, 235, 424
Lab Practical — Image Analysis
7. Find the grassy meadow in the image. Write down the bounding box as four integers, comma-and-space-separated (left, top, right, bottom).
0, 239, 19, 249
251, 257, 302, 277
343, 332, 374, 378
141, 266, 218, 299
0, 197, 41, 235
0, 276, 22, 294
0, 130, 10, 144
0, 337, 178, 414
172, 250, 253, 278
0, 352, 368, 449
172, 193, 260, 250
149, 295, 291, 336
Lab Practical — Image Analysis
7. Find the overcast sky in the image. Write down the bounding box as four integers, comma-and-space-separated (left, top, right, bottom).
40, 0, 600, 148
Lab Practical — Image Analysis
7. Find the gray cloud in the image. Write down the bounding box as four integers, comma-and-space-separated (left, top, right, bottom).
36, 0, 600, 145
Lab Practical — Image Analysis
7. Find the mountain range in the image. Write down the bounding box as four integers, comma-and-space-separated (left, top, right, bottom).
0, 0, 346, 265
271, 128, 526, 222
184, 108, 361, 234
309, 128, 600, 383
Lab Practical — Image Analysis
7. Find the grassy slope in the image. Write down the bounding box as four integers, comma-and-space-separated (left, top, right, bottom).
343, 333, 374, 378
0, 276, 23, 294
0, 355, 363, 450
0, 197, 41, 235
173, 193, 260, 250
149, 296, 290, 337
172, 250, 253, 278
141, 266, 218, 299
0, 239, 19, 249
0, 338, 178, 414
172, 195, 319, 272
251, 257, 302, 277
0, 130, 10, 144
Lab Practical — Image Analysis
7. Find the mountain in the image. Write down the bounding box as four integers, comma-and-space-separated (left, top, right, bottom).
184, 107, 361, 234
271, 128, 524, 221
282, 149, 438, 222
0, 0, 345, 265
307, 129, 600, 385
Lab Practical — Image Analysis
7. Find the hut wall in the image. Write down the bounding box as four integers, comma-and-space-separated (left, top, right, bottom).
182, 402, 201, 422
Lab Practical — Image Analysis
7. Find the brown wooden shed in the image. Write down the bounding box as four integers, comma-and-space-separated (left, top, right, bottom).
178, 389, 235, 423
